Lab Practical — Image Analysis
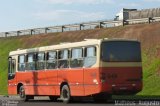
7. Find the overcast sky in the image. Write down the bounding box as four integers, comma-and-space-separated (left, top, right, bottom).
0, 0, 159, 32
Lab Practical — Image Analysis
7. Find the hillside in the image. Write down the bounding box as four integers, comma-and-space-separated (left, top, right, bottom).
0, 23, 160, 95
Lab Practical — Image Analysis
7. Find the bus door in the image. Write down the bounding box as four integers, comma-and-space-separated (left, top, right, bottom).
8, 57, 17, 94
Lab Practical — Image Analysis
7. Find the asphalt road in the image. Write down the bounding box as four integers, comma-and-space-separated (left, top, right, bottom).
1, 96, 160, 106
17, 100, 113, 106
0, 96, 115, 106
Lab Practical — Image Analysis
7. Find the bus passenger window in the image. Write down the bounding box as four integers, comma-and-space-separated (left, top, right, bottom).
84, 47, 96, 67
70, 48, 83, 68
37, 52, 45, 70
58, 49, 69, 69
18, 55, 25, 71
26, 54, 36, 70
46, 51, 57, 69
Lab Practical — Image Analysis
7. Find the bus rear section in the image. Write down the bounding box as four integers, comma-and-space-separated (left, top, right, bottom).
99, 40, 142, 95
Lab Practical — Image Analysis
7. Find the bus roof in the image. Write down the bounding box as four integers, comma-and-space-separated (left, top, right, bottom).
9, 38, 139, 56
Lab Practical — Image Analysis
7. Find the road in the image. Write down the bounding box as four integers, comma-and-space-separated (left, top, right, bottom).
0, 96, 115, 106
1, 96, 160, 106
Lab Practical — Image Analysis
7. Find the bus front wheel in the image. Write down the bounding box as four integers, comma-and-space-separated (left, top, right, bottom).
61, 85, 71, 103
19, 86, 33, 101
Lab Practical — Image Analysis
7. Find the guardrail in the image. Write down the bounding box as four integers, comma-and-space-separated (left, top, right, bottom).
0, 17, 160, 37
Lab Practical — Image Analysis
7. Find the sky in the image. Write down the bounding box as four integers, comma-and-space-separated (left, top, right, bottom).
0, 0, 159, 32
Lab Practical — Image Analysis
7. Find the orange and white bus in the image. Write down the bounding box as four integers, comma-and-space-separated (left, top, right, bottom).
8, 38, 142, 103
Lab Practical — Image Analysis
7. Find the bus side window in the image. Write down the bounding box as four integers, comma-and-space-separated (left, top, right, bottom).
18, 55, 25, 71
37, 52, 45, 70
70, 48, 83, 68
8, 57, 16, 80
26, 53, 36, 71
58, 49, 69, 69
46, 51, 57, 69
84, 46, 97, 67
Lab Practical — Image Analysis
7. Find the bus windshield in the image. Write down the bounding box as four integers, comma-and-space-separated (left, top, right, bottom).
101, 41, 141, 62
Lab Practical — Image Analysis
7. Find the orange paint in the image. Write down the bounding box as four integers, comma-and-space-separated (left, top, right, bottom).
8, 67, 142, 96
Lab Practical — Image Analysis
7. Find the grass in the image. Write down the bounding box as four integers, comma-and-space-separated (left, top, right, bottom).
0, 24, 159, 97
0, 38, 22, 95
139, 57, 160, 95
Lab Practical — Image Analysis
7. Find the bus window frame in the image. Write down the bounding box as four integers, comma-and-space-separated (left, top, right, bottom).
26, 53, 37, 71
83, 46, 97, 68
46, 50, 58, 70
18, 55, 26, 72
70, 47, 84, 68
58, 49, 70, 69
36, 52, 45, 70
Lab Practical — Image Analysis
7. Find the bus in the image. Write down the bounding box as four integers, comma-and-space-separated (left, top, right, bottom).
8, 38, 142, 103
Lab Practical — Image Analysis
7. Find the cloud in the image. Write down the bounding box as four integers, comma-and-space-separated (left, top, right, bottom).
35, 0, 114, 5
33, 10, 106, 24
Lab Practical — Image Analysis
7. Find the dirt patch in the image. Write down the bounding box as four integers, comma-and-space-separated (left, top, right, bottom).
3, 22, 159, 53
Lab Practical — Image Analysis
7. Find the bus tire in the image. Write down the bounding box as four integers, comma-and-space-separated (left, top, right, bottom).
61, 85, 71, 103
19, 86, 29, 101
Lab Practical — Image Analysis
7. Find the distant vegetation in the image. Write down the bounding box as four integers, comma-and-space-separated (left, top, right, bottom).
0, 23, 160, 96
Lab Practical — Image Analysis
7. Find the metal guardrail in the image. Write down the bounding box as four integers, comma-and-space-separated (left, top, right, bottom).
0, 17, 160, 38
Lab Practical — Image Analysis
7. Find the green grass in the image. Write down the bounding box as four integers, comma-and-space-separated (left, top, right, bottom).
0, 34, 159, 97
139, 53, 160, 95
0, 38, 22, 95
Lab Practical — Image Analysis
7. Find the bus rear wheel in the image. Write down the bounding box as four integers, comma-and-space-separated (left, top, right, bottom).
61, 85, 71, 103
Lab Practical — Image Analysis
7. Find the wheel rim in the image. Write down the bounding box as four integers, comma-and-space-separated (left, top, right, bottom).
62, 89, 69, 99
19, 87, 25, 98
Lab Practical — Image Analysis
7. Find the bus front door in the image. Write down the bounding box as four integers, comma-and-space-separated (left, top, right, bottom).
8, 57, 17, 95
